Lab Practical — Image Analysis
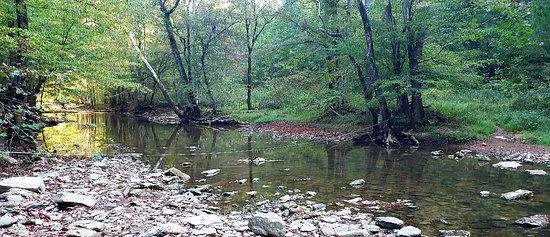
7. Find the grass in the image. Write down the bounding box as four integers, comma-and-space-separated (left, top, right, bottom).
422, 88, 550, 145
224, 86, 550, 146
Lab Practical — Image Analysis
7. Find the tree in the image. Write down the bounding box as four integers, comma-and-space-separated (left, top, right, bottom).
356, 0, 391, 142
403, 0, 425, 125
243, 0, 275, 110
157, 0, 201, 121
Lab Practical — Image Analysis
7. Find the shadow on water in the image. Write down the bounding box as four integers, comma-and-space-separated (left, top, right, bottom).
41, 113, 549, 236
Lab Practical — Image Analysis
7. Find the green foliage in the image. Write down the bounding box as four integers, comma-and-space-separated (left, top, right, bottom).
1, 0, 548, 146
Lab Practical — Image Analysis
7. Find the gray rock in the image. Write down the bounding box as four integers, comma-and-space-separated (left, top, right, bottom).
514, 215, 550, 228
248, 212, 285, 237
67, 227, 99, 237
53, 193, 96, 207
375, 216, 404, 229
430, 150, 444, 156
492, 161, 522, 169
319, 223, 336, 236
70, 220, 106, 232
0, 214, 17, 227
438, 230, 471, 237
143, 223, 187, 237
500, 189, 533, 200
364, 224, 381, 233
312, 203, 326, 211
349, 179, 365, 188
526, 170, 547, 176
397, 226, 422, 237
333, 224, 369, 236
5, 188, 39, 198
164, 167, 191, 182
475, 154, 491, 161
51, 222, 63, 231
201, 169, 221, 177
184, 214, 222, 227
0, 176, 45, 193
299, 221, 316, 232
193, 227, 216, 235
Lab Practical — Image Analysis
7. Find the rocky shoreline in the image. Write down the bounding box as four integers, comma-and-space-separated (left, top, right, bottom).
0, 154, 483, 237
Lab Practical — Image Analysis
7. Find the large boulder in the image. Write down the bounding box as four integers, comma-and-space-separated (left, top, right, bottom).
248, 212, 286, 237
375, 216, 404, 229
514, 215, 550, 228
53, 193, 96, 207
0, 176, 45, 193
500, 189, 533, 200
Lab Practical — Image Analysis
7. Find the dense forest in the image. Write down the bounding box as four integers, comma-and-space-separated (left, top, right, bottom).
0, 1, 549, 236
1, 0, 549, 147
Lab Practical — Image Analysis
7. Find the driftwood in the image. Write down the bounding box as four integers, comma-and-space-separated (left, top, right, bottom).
353, 130, 419, 147
191, 116, 242, 126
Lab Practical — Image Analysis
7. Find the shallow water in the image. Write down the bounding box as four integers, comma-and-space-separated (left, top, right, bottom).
41, 112, 549, 236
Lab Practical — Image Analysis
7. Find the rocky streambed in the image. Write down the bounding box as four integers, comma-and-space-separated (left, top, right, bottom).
0, 154, 497, 237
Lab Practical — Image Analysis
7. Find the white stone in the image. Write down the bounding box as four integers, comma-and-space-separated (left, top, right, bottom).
184, 214, 222, 227
480, 191, 490, 197
0, 177, 45, 193
193, 227, 216, 235
299, 221, 316, 232
349, 179, 365, 187
279, 195, 291, 203
0, 214, 17, 227
159, 223, 186, 234
501, 189, 533, 200
493, 161, 522, 169
70, 220, 106, 232
526, 170, 547, 175
397, 226, 422, 237
345, 197, 363, 205
201, 169, 221, 177
53, 193, 96, 207
66, 227, 98, 237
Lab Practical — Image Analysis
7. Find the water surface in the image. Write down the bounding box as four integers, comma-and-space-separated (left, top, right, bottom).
41, 113, 550, 236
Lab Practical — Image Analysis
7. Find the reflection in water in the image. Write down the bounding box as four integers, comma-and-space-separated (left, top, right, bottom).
41, 113, 550, 237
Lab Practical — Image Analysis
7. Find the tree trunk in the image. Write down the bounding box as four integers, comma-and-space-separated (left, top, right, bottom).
245, 18, 253, 111
357, 0, 391, 139
246, 47, 253, 111
385, 0, 411, 122
130, 32, 188, 122
200, 43, 217, 114
158, 0, 201, 119
11, 0, 31, 104
404, 0, 425, 125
